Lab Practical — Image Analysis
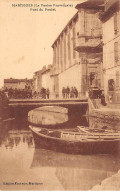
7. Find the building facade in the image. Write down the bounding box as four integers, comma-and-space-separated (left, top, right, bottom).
52, 0, 104, 98
32, 65, 53, 98
101, 0, 120, 103
41, 65, 53, 98
32, 70, 42, 93
4, 78, 27, 90
25, 79, 33, 91
41, 65, 54, 98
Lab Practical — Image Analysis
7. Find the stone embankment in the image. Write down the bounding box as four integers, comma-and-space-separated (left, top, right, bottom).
88, 98, 120, 190
90, 108, 120, 121
89, 98, 120, 121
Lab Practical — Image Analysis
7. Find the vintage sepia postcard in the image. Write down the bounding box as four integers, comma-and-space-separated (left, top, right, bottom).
0, 0, 120, 191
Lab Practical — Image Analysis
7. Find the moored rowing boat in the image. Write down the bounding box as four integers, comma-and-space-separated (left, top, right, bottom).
29, 125, 120, 155
77, 125, 119, 134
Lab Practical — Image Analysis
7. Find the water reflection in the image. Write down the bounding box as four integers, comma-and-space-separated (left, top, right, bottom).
28, 106, 69, 126
0, 120, 34, 149
0, 121, 36, 190
28, 106, 88, 129
31, 148, 120, 190
5, 131, 33, 149
1, 107, 120, 190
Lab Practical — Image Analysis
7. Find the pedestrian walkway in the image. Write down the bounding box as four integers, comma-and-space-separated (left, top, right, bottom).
90, 106, 120, 120
89, 98, 120, 121
107, 103, 120, 109
97, 107, 120, 114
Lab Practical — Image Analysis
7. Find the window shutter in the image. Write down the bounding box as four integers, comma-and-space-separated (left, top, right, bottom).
73, 25, 76, 59
116, 71, 119, 88
68, 32, 71, 61
64, 33, 66, 65
114, 13, 118, 34
114, 42, 119, 63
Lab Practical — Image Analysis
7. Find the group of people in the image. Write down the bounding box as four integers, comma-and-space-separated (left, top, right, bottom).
33, 88, 50, 99
0, 90, 8, 105
88, 88, 107, 106
62, 86, 78, 99
3, 87, 32, 99
0, 86, 108, 108
1, 87, 50, 100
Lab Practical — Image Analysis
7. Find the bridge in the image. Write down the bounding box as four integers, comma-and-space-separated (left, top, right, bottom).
8, 98, 88, 106
8, 98, 88, 117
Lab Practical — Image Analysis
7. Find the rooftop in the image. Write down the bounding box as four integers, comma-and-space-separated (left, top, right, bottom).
52, 12, 78, 48
4, 78, 27, 83
41, 64, 53, 74
76, 0, 105, 9
100, 0, 119, 21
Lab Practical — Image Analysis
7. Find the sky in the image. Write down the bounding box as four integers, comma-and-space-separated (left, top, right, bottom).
0, 0, 86, 88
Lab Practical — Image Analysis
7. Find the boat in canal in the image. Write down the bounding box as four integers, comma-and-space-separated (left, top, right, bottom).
77, 126, 118, 134
29, 125, 120, 155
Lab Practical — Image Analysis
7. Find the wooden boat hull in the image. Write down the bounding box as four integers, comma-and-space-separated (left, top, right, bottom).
30, 126, 120, 155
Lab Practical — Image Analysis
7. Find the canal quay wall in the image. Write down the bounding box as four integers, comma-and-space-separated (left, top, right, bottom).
88, 99, 120, 191
88, 98, 120, 121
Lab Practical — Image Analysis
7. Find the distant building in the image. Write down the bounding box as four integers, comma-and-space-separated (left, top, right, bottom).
32, 65, 53, 97
41, 65, 53, 98
4, 78, 27, 90
25, 78, 33, 90
32, 70, 42, 93
52, 0, 104, 98
100, 0, 120, 103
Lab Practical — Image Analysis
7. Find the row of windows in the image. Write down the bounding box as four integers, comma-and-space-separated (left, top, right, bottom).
53, 31, 78, 68
114, 12, 119, 35
114, 41, 119, 63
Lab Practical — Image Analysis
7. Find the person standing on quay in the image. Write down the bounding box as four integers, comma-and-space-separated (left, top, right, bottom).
46, 88, 50, 99
70, 87, 74, 98
74, 86, 78, 98
62, 87, 66, 99
66, 86, 70, 99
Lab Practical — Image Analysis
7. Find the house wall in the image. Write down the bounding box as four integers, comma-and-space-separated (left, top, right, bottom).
103, 3, 120, 102
52, 4, 103, 98
32, 71, 42, 93
41, 71, 54, 98
59, 64, 82, 98
4, 80, 26, 90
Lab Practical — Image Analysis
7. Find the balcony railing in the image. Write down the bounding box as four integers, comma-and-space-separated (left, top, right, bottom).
75, 36, 103, 53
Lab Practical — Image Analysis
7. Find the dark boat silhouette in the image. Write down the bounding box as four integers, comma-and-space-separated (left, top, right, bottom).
29, 125, 120, 155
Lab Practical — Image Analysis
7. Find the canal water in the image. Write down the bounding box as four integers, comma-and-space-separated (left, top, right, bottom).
0, 108, 120, 190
